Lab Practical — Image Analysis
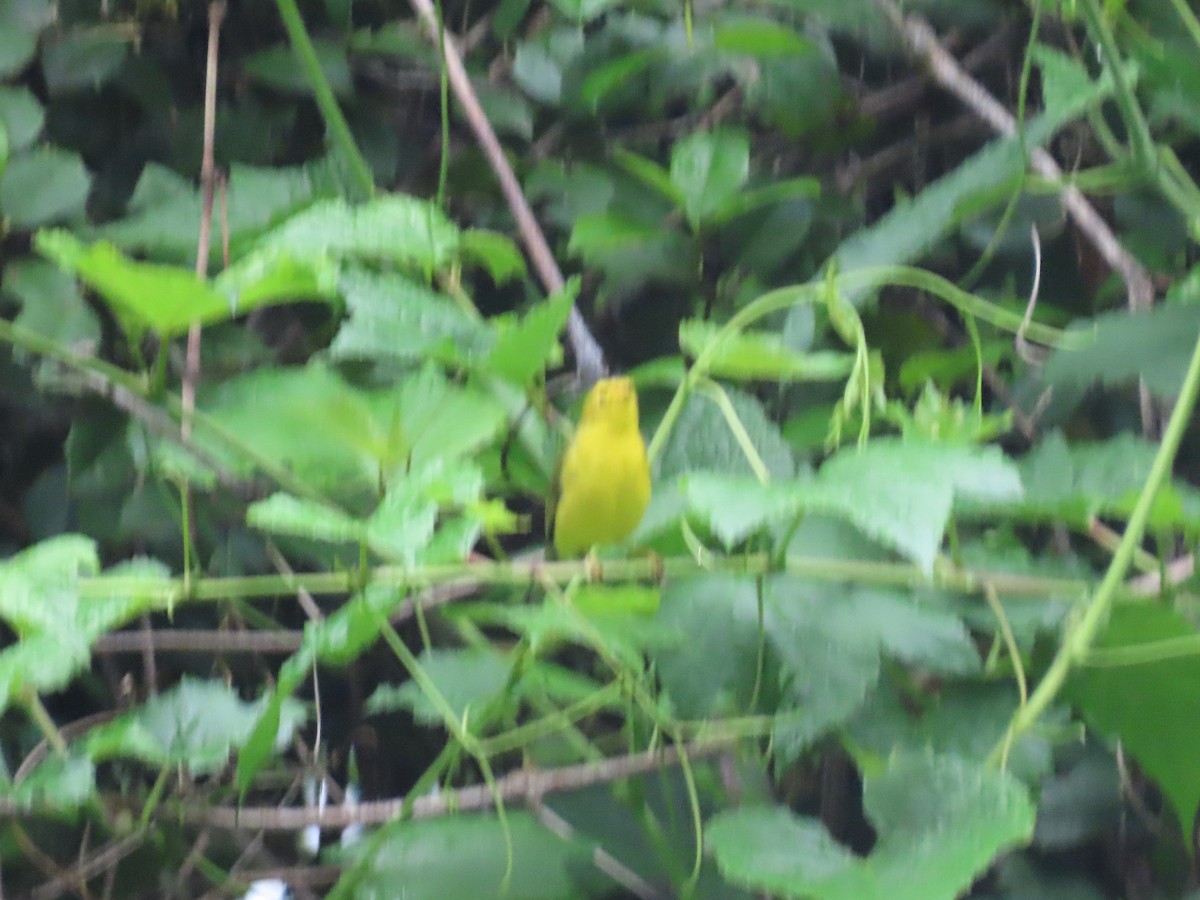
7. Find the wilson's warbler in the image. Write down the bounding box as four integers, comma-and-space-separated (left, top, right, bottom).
550, 377, 651, 558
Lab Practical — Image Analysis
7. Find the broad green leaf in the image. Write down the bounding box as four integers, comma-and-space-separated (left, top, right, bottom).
36, 231, 334, 338
658, 387, 795, 480
484, 290, 575, 385
364, 648, 512, 725
0, 4, 36, 78
386, 364, 507, 470
982, 430, 1200, 534
1067, 604, 1200, 829
687, 439, 1022, 570
580, 48, 666, 108
246, 493, 366, 544
612, 148, 683, 207
212, 246, 340, 314
546, 0, 620, 21
0, 86, 42, 151
712, 15, 814, 56
86, 678, 306, 775
0, 149, 89, 227
200, 363, 386, 493
332, 812, 587, 900
1044, 304, 1200, 399
244, 39, 353, 97
705, 176, 821, 224
328, 266, 492, 365
0, 754, 94, 811
3, 258, 99, 348
680, 318, 853, 381
670, 128, 750, 230
94, 161, 338, 263
41, 29, 128, 93
650, 576, 765, 718
254, 194, 459, 273
0, 535, 98, 638
707, 753, 1035, 899
766, 576, 882, 758
457, 229, 526, 284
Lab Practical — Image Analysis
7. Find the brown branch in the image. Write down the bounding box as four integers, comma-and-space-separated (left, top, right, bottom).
406, 0, 607, 382
877, 0, 1158, 433
181, 740, 732, 831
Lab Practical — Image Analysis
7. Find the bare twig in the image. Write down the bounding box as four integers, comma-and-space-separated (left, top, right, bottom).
406, 0, 607, 383
182, 0, 227, 438
182, 740, 732, 831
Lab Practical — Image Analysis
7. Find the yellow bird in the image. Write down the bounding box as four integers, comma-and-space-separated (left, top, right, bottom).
550, 376, 652, 558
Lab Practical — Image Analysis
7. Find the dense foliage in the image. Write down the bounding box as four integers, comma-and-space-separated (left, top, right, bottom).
1, 0, 1200, 896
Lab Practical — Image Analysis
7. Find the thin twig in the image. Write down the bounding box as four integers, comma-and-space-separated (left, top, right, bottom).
183, 0, 226, 439
406, 0, 607, 383
182, 740, 732, 831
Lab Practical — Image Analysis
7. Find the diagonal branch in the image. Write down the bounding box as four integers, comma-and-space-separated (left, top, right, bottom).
406, 0, 607, 383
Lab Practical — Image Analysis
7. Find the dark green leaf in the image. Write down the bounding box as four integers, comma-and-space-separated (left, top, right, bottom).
670, 128, 750, 230
0, 149, 89, 227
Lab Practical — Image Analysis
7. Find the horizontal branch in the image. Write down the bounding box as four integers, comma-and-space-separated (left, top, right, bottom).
78, 552, 1107, 607
182, 740, 733, 831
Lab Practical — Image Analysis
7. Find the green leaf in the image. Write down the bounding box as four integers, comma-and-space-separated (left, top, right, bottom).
669, 128, 750, 230
680, 318, 853, 382
41, 29, 129, 93
658, 387, 795, 480
0, 86, 43, 151
333, 812, 588, 899
984, 430, 1200, 534
457, 229, 526, 284
0, 4, 36, 78
212, 246, 340, 314
687, 439, 1022, 570
767, 576, 882, 757
0, 754, 95, 811
545, 0, 621, 21
94, 161, 338, 264
484, 290, 575, 385
365, 648, 512, 724
712, 15, 814, 56
0, 149, 89, 227
255, 194, 459, 273
329, 266, 493, 365
580, 48, 666, 108
1043, 304, 1200, 399
650, 576, 764, 718
86, 677, 306, 775
246, 493, 366, 544
35, 231, 326, 339
3, 258, 99, 348
244, 39, 353, 97
1067, 604, 1200, 829
707, 753, 1035, 899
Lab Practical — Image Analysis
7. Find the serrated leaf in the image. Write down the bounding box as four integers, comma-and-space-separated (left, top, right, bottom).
484, 290, 575, 385
329, 266, 493, 365
87, 678, 306, 775
254, 195, 459, 273
767, 576, 882, 758
246, 493, 366, 543
707, 753, 1035, 900
670, 128, 750, 230
93, 161, 337, 264
1067, 604, 1200, 829
1044, 305, 1200, 399
687, 440, 1021, 569
0, 754, 95, 812
658, 387, 795, 480
649, 576, 764, 718
458, 229, 526, 284
365, 648, 512, 725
